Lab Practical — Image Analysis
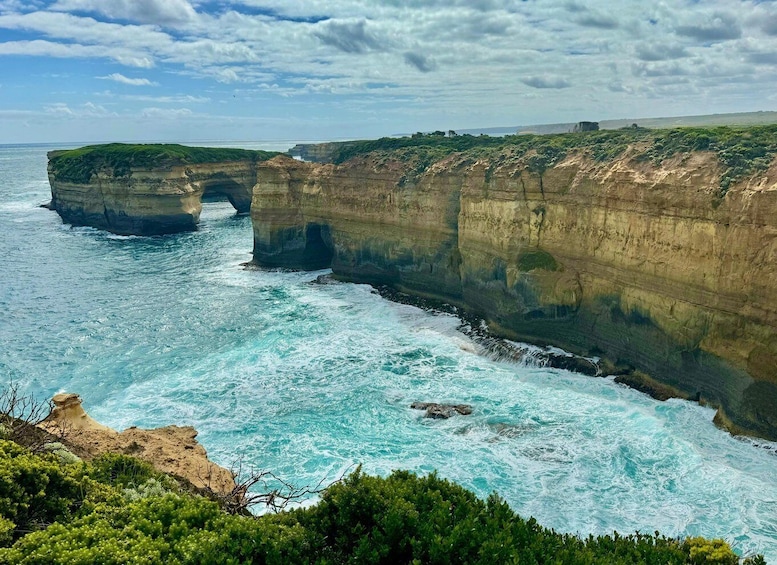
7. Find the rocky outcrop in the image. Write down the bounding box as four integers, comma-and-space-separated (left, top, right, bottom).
251, 151, 777, 440
48, 156, 258, 235
41, 393, 235, 493
410, 402, 473, 419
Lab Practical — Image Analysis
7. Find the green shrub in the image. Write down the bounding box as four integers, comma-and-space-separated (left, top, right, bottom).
86, 453, 159, 489
0, 493, 315, 565
516, 250, 559, 272
0, 441, 764, 564
292, 469, 708, 565
684, 536, 739, 564
0, 440, 84, 545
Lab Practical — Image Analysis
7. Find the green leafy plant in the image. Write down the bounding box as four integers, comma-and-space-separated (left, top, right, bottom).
0, 435, 765, 564
0, 440, 84, 545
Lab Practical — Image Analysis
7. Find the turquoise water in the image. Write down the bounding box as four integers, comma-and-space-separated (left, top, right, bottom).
2, 143, 776, 560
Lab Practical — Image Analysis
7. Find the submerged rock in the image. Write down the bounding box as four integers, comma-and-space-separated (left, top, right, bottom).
411, 402, 473, 419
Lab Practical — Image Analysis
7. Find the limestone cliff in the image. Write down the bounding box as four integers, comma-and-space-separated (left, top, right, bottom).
251, 149, 777, 441
47, 144, 277, 235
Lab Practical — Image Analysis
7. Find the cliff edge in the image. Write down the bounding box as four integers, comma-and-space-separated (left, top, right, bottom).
251, 127, 777, 440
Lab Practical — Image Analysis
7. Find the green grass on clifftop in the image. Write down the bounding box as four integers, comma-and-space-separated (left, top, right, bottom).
48, 143, 281, 184
331, 124, 777, 196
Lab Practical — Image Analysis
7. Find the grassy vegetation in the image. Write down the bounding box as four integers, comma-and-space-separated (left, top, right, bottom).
0, 437, 764, 564
331, 124, 777, 197
49, 143, 281, 184
51, 126, 777, 198
516, 250, 559, 272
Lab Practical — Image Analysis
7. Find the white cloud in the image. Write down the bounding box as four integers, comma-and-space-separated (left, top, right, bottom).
109, 93, 210, 104
114, 55, 155, 68
0, 39, 157, 69
140, 107, 193, 118
0, 0, 774, 142
50, 0, 196, 25
44, 102, 75, 115
99, 73, 157, 86
674, 11, 741, 42
522, 76, 572, 89
43, 101, 114, 117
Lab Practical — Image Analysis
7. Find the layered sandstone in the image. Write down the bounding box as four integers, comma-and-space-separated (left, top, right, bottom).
251, 151, 777, 440
48, 156, 258, 235
41, 393, 235, 493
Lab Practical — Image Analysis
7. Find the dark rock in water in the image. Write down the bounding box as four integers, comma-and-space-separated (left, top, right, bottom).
312, 273, 338, 285
545, 354, 599, 376
613, 372, 692, 402
490, 422, 535, 439
411, 402, 473, 419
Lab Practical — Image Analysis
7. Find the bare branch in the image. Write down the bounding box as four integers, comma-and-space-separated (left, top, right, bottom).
196, 458, 355, 515
0, 382, 54, 451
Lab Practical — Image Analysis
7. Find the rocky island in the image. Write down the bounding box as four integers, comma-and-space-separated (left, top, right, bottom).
47, 127, 777, 441
47, 144, 280, 235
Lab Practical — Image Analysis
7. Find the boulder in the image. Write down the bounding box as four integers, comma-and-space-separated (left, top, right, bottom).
411, 402, 473, 419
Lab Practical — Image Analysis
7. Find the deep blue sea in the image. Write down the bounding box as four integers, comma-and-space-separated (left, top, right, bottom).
1, 143, 776, 560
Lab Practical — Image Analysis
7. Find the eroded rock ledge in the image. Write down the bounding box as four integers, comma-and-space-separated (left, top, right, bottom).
251, 149, 777, 441
41, 393, 235, 494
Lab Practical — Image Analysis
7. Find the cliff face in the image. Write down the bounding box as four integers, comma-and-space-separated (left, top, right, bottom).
48, 158, 257, 235
252, 151, 777, 440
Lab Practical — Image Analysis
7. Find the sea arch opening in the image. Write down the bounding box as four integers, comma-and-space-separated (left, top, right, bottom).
200, 177, 253, 215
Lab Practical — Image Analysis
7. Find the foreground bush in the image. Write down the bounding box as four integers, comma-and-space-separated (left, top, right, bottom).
0, 440, 84, 545
0, 440, 764, 564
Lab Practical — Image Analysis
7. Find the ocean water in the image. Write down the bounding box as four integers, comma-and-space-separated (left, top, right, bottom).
1, 143, 776, 560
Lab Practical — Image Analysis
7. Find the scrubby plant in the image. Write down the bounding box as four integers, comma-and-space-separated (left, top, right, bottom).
87, 452, 160, 489
41, 442, 82, 465
0, 437, 765, 564
684, 536, 740, 564
0, 383, 53, 451
0, 440, 84, 545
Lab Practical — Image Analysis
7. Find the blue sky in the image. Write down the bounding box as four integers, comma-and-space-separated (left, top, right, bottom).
1, 0, 776, 145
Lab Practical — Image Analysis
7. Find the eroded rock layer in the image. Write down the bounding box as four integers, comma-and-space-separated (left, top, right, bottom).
48, 156, 258, 235
251, 151, 777, 440
41, 393, 235, 493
